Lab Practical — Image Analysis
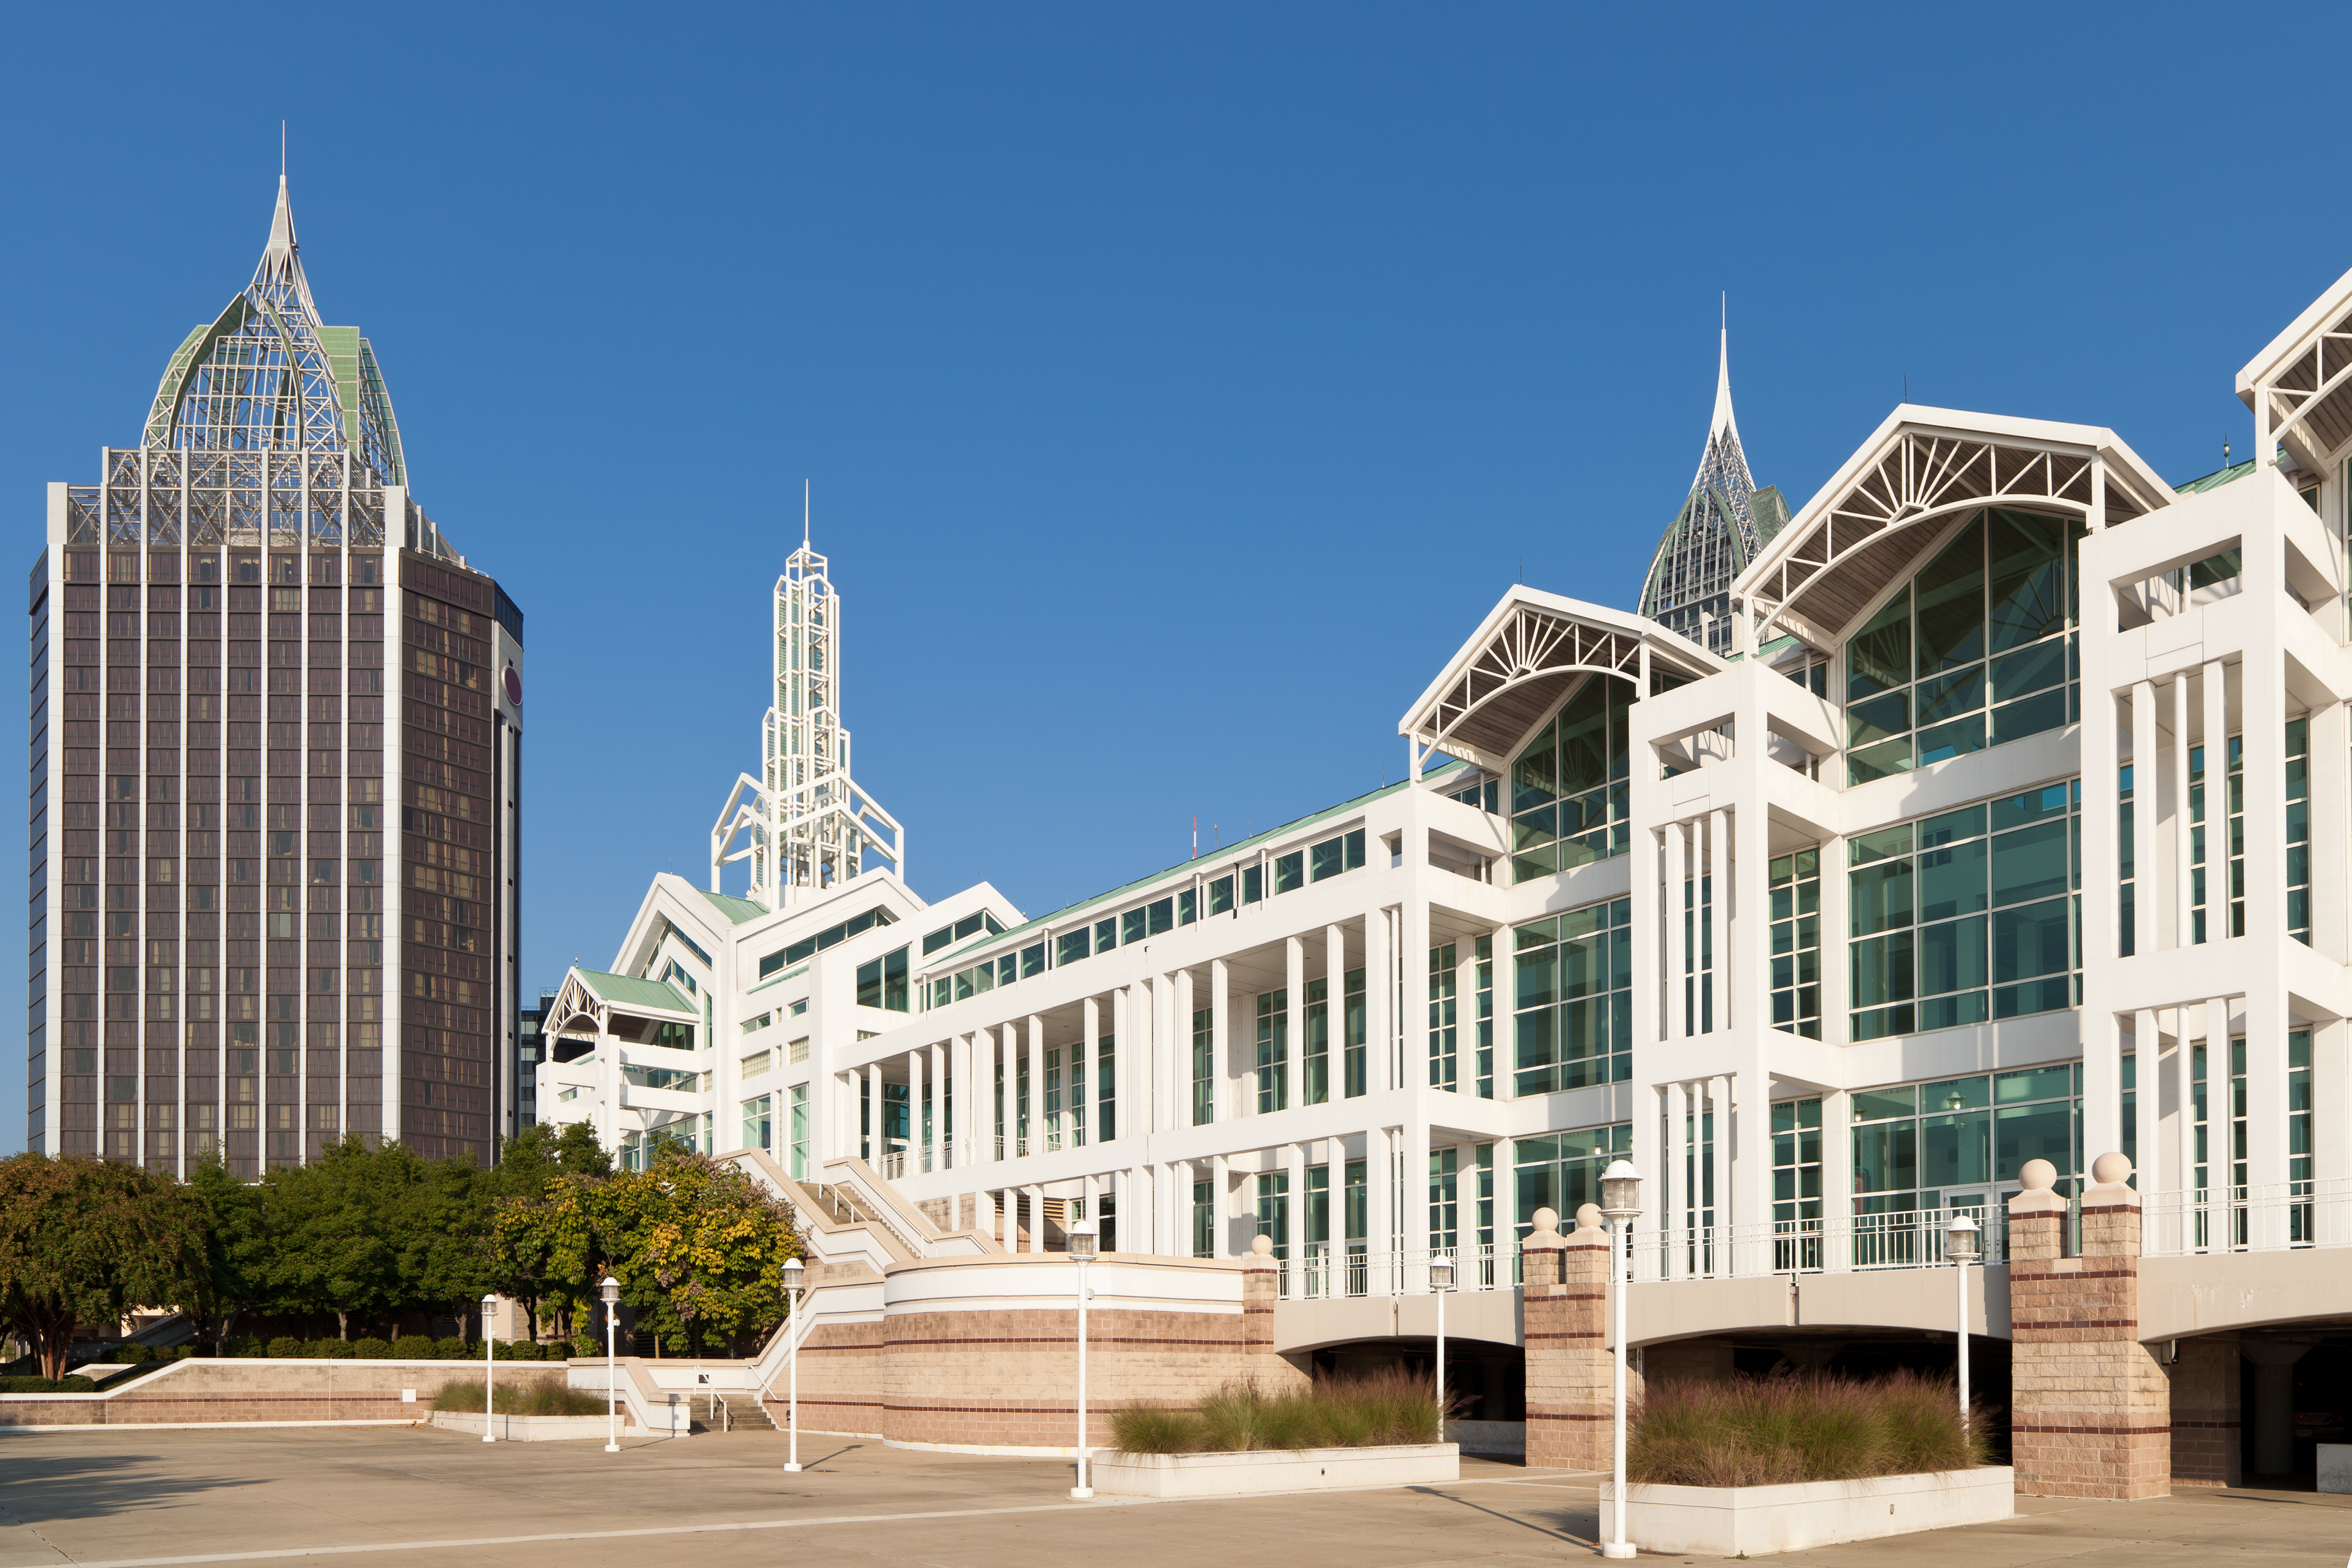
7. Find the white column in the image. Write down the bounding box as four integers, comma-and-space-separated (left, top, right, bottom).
2203, 662, 2228, 941
1364, 912, 1390, 1095
1665, 1081, 1689, 1280
1284, 1141, 1307, 1295
906, 1048, 924, 1170
1667, 820, 1689, 1039
1155, 972, 1178, 1135
1400, 897, 1429, 1090
1210, 1150, 1230, 1257
1366, 1125, 1391, 1289
930, 1041, 947, 1167
2172, 676, 2192, 951
1175, 970, 1196, 1128
1029, 1184, 1047, 1251
1403, 1117, 1431, 1290
2131, 679, 2158, 958
1705, 810, 1726, 1032
1322, 1135, 1345, 1278
1001, 1185, 1016, 1251
1129, 1164, 1152, 1255
2135, 1008, 2160, 1199
1452, 938, 1477, 1093
1081, 995, 1099, 1150
1819, 828, 1850, 1045
866, 1061, 882, 1163
1026, 1014, 1044, 1158
1820, 1088, 1853, 1273
1209, 959, 1230, 1122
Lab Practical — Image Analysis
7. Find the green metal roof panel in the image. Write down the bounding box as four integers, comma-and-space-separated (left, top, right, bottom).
2174, 459, 2256, 495
694, 889, 770, 926
575, 969, 700, 1014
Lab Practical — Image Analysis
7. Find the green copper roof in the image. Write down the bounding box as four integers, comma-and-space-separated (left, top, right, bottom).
575, 970, 699, 1014
2174, 459, 2256, 494
694, 889, 771, 926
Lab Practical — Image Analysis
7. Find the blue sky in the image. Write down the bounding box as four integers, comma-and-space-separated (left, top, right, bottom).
3, 5, 2345, 1152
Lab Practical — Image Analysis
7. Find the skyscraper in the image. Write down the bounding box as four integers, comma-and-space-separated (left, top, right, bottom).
27, 175, 524, 1173
1636, 323, 1790, 655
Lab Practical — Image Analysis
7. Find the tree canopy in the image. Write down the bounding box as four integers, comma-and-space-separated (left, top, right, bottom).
0, 1155, 203, 1378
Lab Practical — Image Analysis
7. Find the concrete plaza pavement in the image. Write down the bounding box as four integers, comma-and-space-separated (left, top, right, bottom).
0, 1425, 2348, 1566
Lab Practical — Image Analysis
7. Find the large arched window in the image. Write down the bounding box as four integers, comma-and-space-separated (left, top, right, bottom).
1844, 509, 2078, 787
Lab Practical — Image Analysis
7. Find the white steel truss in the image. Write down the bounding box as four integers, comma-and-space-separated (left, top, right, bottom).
711, 508, 905, 909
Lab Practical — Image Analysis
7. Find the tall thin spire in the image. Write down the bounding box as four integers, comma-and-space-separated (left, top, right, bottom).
1705, 293, 1739, 456
253, 150, 318, 319
802, 479, 811, 552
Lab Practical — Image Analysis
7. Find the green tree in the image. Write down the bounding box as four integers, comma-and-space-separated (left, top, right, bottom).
0, 1154, 201, 1379
183, 1152, 266, 1351
257, 1137, 402, 1339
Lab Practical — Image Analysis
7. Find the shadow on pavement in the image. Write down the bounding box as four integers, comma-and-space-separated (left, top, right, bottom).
0, 1449, 265, 1527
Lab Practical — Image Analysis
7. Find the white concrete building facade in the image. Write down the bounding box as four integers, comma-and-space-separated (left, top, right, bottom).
541, 278, 2352, 1483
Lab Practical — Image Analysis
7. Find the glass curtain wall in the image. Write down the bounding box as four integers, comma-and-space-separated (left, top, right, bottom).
1770, 850, 1822, 1037
1513, 900, 1632, 1091
1511, 674, 1634, 882
1513, 1124, 1632, 1228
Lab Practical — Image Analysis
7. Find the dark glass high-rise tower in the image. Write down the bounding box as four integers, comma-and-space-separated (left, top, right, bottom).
27, 176, 525, 1172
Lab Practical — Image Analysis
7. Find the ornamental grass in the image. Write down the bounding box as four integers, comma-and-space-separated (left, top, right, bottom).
431, 1379, 609, 1417
1628, 1370, 1990, 1487
1109, 1369, 1456, 1454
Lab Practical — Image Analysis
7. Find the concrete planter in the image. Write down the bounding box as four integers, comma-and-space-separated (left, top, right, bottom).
1447, 1419, 1524, 1458
1095, 1443, 1457, 1498
1601, 1467, 2013, 1556
428, 1411, 620, 1442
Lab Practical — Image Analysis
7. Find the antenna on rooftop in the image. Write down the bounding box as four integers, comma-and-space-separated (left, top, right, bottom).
1192, 815, 1198, 860
802, 480, 811, 551
2224, 440, 2231, 469
280, 121, 286, 178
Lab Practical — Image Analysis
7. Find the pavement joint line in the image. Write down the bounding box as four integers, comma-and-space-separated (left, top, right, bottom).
29, 1471, 1615, 1568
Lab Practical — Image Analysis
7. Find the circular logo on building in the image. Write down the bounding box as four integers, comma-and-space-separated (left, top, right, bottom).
503, 667, 523, 706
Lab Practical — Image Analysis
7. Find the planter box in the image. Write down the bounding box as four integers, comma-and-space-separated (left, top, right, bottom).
1601, 1467, 2014, 1556
1095, 1443, 1457, 1498
429, 1411, 622, 1442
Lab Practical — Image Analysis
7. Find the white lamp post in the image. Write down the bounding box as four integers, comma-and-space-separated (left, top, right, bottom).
781, 1256, 805, 1473
1599, 1159, 1644, 1560
1944, 1213, 1980, 1429
1067, 1219, 1099, 1498
480, 1294, 500, 1443
1428, 1248, 1456, 1440
598, 1275, 622, 1453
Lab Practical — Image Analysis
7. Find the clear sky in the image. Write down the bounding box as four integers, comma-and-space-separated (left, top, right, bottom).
4, 5, 2347, 1153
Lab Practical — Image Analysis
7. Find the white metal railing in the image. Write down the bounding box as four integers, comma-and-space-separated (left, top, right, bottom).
1274, 1244, 1515, 1299
2143, 1180, 2352, 1256
1627, 1207, 2003, 1282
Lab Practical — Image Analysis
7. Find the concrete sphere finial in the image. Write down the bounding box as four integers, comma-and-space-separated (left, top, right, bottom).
1575, 1203, 1602, 1232
1531, 1206, 1559, 1235
2092, 1151, 2134, 1186
2019, 1158, 2058, 1192
1250, 1233, 1273, 1257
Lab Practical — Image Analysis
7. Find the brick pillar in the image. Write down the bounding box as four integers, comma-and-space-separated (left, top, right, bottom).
1243, 1233, 1308, 1391
1522, 1204, 1612, 1469
2008, 1153, 2171, 1498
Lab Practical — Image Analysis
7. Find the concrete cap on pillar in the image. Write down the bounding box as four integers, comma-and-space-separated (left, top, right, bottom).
1572, 1202, 1607, 1238
2085, 1151, 2141, 1207
1522, 1207, 1565, 1250
1246, 1233, 1276, 1269
2008, 1158, 2069, 1216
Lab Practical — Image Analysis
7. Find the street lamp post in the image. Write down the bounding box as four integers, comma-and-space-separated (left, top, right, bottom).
781, 1256, 805, 1473
598, 1275, 621, 1453
1428, 1249, 1456, 1440
480, 1294, 500, 1443
1944, 1214, 1980, 1430
1599, 1159, 1645, 1561
1068, 1219, 1099, 1499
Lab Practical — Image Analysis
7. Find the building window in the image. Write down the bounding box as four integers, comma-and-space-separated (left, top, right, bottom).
1681, 843, 1716, 1035
1096, 1021, 1116, 1142
1255, 1171, 1289, 1261
789, 1084, 809, 1179
2189, 734, 2244, 943
1769, 850, 1822, 1039
1192, 1178, 1213, 1258
1057, 928, 1091, 966
1254, 990, 1288, 1113
1191, 1007, 1213, 1126
1428, 944, 1458, 1091
1427, 1147, 1458, 1251
1844, 508, 2079, 786
1343, 967, 1367, 1099
2287, 718, 2311, 944
1178, 889, 1197, 925
1446, 773, 1501, 813
1512, 1124, 1630, 1228
1772, 1098, 1823, 1270
1850, 1065, 2079, 1255
741, 1093, 772, 1153
762, 905, 895, 977
1303, 977, 1330, 1105
1274, 852, 1303, 895
2290, 1031, 2314, 1241
1849, 781, 2080, 1043
1510, 674, 1633, 882
1471, 937, 1495, 1099
1511, 898, 1632, 1094
740, 1049, 772, 1080
855, 945, 910, 1011
1309, 828, 1365, 882
1208, 876, 1233, 916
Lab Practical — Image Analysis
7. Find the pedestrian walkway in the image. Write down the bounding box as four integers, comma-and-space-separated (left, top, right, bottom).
0, 1426, 2346, 1566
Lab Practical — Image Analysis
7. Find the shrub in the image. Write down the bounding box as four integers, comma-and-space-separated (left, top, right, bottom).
0, 1375, 97, 1393
266, 1336, 304, 1359
111, 1343, 154, 1364
494, 1340, 544, 1362
431, 1378, 606, 1417
353, 1338, 394, 1360
1628, 1371, 1988, 1487
312, 1338, 357, 1360
232, 1338, 270, 1359
1113, 1370, 1454, 1454
392, 1335, 435, 1360
434, 1337, 470, 1361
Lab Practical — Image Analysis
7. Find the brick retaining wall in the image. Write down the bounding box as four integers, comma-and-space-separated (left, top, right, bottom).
0, 1358, 574, 1428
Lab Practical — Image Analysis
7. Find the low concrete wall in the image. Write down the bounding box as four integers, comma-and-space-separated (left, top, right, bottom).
1604, 1467, 2014, 1555
0, 1359, 573, 1429
429, 1411, 621, 1442
1447, 1419, 1524, 1458
1095, 1443, 1458, 1498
